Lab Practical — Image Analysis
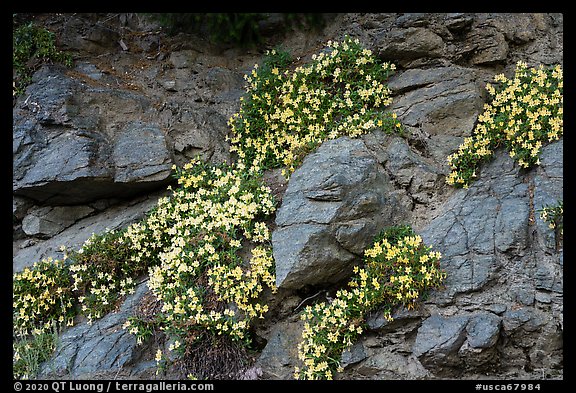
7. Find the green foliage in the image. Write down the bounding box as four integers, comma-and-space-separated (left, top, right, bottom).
13, 36, 408, 379
123, 159, 277, 340
13, 257, 72, 379
122, 158, 277, 376
145, 13, 324, 45
538, 200, 563, 238
13, 258, 76, 337
447, 62, 563, 188
295, 224, 446, 380
13, 321, 61, 380
229, 36, 403, 177
65, 229, 152, 323
13, 21, 73, 96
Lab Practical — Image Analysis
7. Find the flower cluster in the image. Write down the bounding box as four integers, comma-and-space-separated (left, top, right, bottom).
538, 200, 563, 237
124, 158, 277, 360
65, 229, 152, 324
13, 321, 60, 380
294, 225, 445, 380
228, 35, 402, 177
13, 35, 407, 379
13, 258, 75, 337
447, 62, 563, 188
13, 228, 153, 341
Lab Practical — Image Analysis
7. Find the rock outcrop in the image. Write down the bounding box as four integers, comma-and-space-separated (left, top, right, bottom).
258, 140, 563, 380
13, 12, 563, 381
13, 66, 174, 205
39, 283, 157, 379
272, 136, 406, 290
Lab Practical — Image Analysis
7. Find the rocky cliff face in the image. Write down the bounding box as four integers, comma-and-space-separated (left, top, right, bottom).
13, 13, 563, 380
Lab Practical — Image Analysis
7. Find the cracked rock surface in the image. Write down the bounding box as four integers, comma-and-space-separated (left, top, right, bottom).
272, 136, 407, 290
14, 12, 563, 381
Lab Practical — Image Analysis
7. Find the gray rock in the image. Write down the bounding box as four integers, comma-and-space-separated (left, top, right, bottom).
510, 285, 536, 306
169, 50, 200, 69
384, 138, 442, 197
377, 27, 445, 63
13, 196, 34, 222
273, 224, 356, 290
161, 80, 177, 91
272, 137, 406, 289
467, 25, 509, 65
494, 197, 530, 253
197, 66, 245, 104
420, 148, 534, 300
413, 314, 470, 367
255, 320, 303, 380
412, 312, 501, 374
349, 349, 430, 379
341, 342, 368, 368
443, 13, 474, 32
533, 140, 563, 251
440, 254, 499, 297
39, 283, 157, 379
534, 257, 563, 293
387, 66, 484, 164
75, 62, 104, 81
502, 308, 545, 333
13, 65, 174, 205
22, 205, 94, 238
169, 108, 231, 167
13, 190, 166, 273
458, 340, 499, 370
394, 13, 431, 28
112, 122, 173, 184
466, 313, 501, 349
366, 305, 426, 331
486, 303, 508, 315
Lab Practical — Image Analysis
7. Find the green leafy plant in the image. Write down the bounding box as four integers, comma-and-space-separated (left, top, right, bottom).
12, 229, 154, 378
122, 158, 277, 377
13, 257, 76, 337
13, 21, 73, 96
229, 35, 403, 177
447, 61, 563, 188
145, 13, 324, 45
538, 200, 563, 238
65, 229, 153, 324
13, 36, 407, 379
294, 225, 446, 380
13, 257, 73, 379
13, 321, 61, 380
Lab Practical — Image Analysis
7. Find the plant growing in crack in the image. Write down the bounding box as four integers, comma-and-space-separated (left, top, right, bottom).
294, 224, 446, 380
538, 200, 563, 245
446, 61, 563, 188
13, 35, 407, 379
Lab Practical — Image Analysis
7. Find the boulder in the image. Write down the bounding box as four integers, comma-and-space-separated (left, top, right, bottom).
412, 314, 470, 368
22, 205, 94, 238
413, 312, 502, 374
376, 27, 445, 64
272, 136, 407, 290
13, 65, 174, 205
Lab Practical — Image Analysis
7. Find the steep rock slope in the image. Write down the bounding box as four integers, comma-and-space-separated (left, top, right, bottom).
12, 12, 563, 380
